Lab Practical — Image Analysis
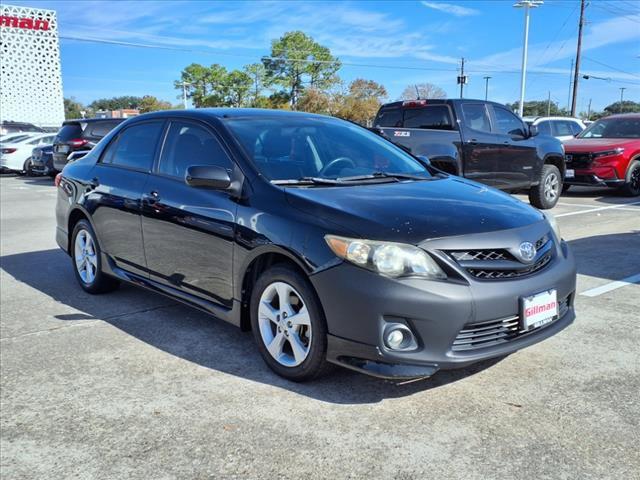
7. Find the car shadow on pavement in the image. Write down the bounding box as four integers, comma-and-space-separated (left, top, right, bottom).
561, 186, 637, 205
1, 248, 503, 405
567, 231, 640, 281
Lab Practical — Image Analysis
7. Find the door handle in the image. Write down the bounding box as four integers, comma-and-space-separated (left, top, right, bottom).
467, 138, 478, 145
87, 177, 99, 190
144, 190, 160, 204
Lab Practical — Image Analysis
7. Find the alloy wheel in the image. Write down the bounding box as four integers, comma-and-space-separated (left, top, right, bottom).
74, 229, 98, 284
544, 172, 559, 202
257, 281, 312, 367
631, 165, 640, 192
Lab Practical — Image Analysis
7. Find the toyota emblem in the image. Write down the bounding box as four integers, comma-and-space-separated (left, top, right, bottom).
518, 242, 537, 262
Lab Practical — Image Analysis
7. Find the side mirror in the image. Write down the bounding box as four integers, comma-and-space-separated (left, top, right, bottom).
529, 125, 539, 137
417, 155, 431, 166
185, 165, 231, 190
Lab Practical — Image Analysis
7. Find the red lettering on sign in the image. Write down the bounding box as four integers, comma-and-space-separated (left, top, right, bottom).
0, 15, 49, 31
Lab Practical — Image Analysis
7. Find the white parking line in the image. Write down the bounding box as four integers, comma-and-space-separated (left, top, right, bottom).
580, 273, 640, 297
555, 202, 640, 217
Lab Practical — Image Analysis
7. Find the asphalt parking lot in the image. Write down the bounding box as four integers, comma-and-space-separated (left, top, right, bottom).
1, 174, 638, 480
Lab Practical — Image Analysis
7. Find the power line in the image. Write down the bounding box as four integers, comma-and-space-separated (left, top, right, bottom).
535, 1, 579, 66
583, 56, 640, 78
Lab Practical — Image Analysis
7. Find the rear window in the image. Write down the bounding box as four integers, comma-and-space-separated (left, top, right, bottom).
88, 121, 120, 138
56, 123, 83, 142
403, 105, 452, 130
375, 108, 403, 127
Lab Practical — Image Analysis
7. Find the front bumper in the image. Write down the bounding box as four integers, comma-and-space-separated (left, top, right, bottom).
311, 239, 576, 380
565, 172, 624, 188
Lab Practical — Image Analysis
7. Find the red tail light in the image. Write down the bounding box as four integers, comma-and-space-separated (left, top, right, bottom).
54, 173, 63, 187
402, 99, 428, 108
1, 148, 17, 154
69, 138, 88, 147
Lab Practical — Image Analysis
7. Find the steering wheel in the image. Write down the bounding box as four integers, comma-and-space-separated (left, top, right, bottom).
319, 157, 356, 177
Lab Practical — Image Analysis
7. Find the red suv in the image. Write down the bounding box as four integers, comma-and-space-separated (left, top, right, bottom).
563, 113, 640, 196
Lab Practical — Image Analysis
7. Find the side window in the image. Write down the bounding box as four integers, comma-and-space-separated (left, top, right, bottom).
158, 121, 233, 179
403, 106, 453, 130
551, 121, 574, 137
493, 107, 526, 137
570, 121, 584, 135
90, 121, 120, 139
461, 104, 491, 133
375, 108, 403, 127
537, 121, 552, 136
101, 122, 163, 171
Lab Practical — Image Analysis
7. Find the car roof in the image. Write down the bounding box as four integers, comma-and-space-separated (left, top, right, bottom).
62, 118, 126, 125
378, 99, 508, 109
128, 108, 335, 122
603, 112, 640, 120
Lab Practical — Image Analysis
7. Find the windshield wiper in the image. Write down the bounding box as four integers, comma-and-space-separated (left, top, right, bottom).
337, 171, 429, 182
271, 177, 344, 186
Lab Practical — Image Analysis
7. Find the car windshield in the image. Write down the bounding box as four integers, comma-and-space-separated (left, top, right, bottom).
223, 116, 431, 182
578, 116, 640, 139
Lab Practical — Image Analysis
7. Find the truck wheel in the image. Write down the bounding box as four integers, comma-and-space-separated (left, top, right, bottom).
529, 164, 561, 209
620, 160, 640, 197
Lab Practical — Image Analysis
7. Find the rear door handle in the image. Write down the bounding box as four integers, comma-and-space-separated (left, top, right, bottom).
467, 139, 478, 145
144, 190, 160, 204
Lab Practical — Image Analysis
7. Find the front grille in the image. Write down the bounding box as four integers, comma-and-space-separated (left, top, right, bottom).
445, 234, 554, 280
565, 153, 592, 169
452, 295, 570, 352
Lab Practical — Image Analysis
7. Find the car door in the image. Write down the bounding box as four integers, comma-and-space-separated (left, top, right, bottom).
458, 102, 503, 186
141, 119, 238, 308
489, 105, 538, 188
88, 120, 165, 277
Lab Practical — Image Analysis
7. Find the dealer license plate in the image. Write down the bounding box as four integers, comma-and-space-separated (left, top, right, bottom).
565, 169, 575, 178
521, 289, 558, 331
56, 145, 70, 153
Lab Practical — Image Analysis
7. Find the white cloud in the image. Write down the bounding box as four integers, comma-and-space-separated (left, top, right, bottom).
420, 1, 480, 17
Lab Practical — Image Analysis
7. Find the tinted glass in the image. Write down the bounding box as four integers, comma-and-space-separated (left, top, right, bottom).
569, 121, 584, 135
224, 116, 430, 181
56, 123, 83, 141
537, 121, 552, 136
403, 106, 452, 130
461, 104, 491, 132
102, 122, 163, 170
375, 108, 403, 127
552, 120, 574, 137
493, 107, 526, 136
89, 121, 120, 138
579, 117, 640, 139
158, 121, 232, 178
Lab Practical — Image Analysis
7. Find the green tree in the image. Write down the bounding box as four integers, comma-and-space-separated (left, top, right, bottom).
138, 95, 173, 113
64, 97, 85, 119
336, 79, 387, 126
89, 96, 143, 111
262, 31, 341, 109
225, 70, 253, 107
603, 100, 640, 115
175, 63, 229, 107
244, 63, 268, 107
506, 100, 570, 117
400, 83, 446, 100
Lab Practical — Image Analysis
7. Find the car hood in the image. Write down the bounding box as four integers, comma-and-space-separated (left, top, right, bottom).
285, 176, 544, 244
564, 138, 637, 152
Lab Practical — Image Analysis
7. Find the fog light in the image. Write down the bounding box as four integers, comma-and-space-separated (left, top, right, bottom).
383, 324, 417, 351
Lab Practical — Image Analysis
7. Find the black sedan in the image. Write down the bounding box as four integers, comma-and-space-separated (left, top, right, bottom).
30, 143, 55, 176
55, 109, 577, 382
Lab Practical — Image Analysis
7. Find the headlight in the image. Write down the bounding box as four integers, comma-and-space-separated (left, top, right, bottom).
593, 148, 624, 159
543, 211, 561, 240
325, 235, 446, 279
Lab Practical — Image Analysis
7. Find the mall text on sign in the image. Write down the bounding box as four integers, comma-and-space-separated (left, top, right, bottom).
0, 15, 49, 31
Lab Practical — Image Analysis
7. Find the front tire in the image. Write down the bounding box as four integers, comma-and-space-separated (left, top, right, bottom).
620, 160, 640, 197
529, 164, 561, 209
250, 265, 329, 382
71, 219, 120, 294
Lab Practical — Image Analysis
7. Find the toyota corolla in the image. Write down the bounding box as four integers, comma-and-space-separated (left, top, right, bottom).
55, 109, 577, 381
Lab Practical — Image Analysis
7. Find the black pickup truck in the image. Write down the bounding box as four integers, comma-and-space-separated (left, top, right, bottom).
373, 99, 566, 209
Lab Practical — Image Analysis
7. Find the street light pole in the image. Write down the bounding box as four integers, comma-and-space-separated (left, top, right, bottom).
620, 87, 626, 103
483, 76, 491, 101
178, 81, 191, 109
514, 0, 543, 117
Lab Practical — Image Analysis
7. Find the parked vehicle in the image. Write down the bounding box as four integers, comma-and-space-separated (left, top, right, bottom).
55, 109, 577, 382
0, 133, 56, 174
0, 121, 45, 136
373, 99, 566, 209
523, 116, 586, 142
30, 144, 55, 176
52, 118, 123, 172
0, 132, 39, 144
563, 113, 640, 196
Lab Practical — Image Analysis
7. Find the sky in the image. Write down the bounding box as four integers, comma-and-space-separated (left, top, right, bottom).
9, 0, 640, 113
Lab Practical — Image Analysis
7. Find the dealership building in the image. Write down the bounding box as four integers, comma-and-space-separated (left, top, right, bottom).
0, 4, 64, 128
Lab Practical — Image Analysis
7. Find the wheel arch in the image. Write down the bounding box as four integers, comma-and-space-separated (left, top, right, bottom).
543, 154, 566, 179
66, 206, 100, 255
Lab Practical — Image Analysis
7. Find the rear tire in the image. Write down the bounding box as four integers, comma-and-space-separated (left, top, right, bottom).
620, 160, 640, 197
71, 219, 120, 294
529, 164, 562, 209
250, 265, 329, 382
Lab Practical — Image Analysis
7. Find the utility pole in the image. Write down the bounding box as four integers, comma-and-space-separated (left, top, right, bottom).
514, 0, 543, 117
483, 76, 491, 101
458, 57, 467, 98
547, 91, 551, 116
570, 0, 586, 116
567, 58, 574, 110
178, 81, 191, 109
619, 87, 626, 103
587, 98, 592, 120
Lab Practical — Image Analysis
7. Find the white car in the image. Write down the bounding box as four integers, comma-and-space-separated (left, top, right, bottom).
0, 133, 57, 174
523, 116, 586, 142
